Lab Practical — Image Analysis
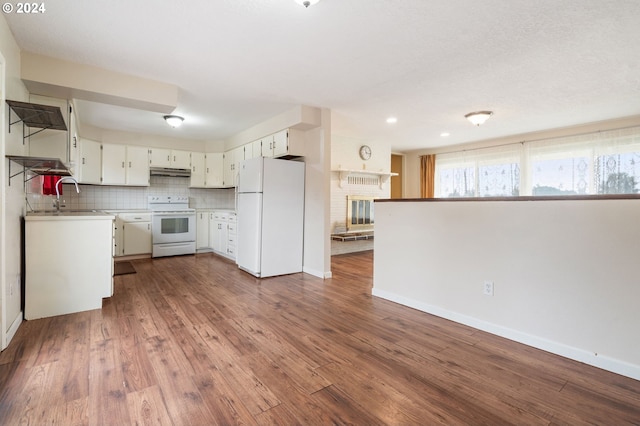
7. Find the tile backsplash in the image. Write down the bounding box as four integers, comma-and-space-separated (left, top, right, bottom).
26, 176, 235, 212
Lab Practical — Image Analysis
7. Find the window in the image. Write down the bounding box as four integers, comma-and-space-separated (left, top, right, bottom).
434, 126, 640, 197
595, 151, 640, 194
435, 144, 522, 197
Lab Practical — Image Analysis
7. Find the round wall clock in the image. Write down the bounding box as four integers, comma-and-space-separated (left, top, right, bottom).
359, 145, 372, 160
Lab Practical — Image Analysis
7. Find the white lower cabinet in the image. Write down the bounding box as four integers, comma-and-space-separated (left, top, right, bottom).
196, 210, 211, 249
197, 210, 236, 260
226, 213, 237, 259
210, 212, 229, 255
123, 221, 152, 255
113, 212, 152, 257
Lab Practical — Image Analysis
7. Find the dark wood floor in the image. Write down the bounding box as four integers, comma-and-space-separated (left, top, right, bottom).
1, 251, 639, 425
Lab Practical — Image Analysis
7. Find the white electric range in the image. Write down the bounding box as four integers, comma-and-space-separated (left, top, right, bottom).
148, 195, 196, 257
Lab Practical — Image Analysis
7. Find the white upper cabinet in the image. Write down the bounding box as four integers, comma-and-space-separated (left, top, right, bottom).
68, 102, 79, 172
190, 152, 206, 188
272, 129, 289, 157
191, 152, 224, 188
243, 143, 256, 161
257, 129, 304, 159
75, 138, 101, 185
149, 148, 191, 169
223, 146, 245, 187
261, 134, 275, 158
126, 146, 150, 186
101, 144, 127, 185
171, 150, 191, 169
102, 144, 149, 186
148, 148, 171, 167
251, 139, 263, 158
205, 153, 224, 187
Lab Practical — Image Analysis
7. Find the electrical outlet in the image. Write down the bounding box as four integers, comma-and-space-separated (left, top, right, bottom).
483, 280, 494, 296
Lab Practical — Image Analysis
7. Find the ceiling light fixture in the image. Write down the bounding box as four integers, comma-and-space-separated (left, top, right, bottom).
386, 117, 398, 124
440, 132, 450, 137
464, 111, 493, 126
295, 0, 320, 8
164, 115, 184, 128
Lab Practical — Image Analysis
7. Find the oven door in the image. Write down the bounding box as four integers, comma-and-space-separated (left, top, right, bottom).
151, 212, 196, 244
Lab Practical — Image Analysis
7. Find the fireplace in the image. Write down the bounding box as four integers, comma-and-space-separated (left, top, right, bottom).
347, 195, 375, 232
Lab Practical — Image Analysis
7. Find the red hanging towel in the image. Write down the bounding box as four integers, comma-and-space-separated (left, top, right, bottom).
42, 176, 62, 196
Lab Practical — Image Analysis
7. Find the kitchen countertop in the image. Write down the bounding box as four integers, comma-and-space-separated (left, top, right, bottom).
26, 211, 116, 221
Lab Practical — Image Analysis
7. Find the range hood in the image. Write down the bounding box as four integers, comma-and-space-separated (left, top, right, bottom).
149, 167, 191, 177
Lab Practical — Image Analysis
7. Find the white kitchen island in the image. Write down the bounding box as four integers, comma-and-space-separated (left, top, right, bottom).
25, 211, 115, 320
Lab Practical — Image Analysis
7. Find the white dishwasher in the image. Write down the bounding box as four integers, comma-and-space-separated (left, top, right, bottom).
118, 212, 152, 256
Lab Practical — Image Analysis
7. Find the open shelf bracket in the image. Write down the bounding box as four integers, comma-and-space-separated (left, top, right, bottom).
6, 100, 68, 143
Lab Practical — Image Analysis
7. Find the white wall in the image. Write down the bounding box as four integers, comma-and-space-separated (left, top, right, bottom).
302, 109, 331, 278
373, 198, 640, 380
1, 13, 29, 349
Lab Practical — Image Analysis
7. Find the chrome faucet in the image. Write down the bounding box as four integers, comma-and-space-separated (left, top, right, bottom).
54, 176, 80, 211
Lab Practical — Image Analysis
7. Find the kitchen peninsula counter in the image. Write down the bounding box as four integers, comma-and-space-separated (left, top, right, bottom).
373, 195, 640, 381
24, 212, 115, 319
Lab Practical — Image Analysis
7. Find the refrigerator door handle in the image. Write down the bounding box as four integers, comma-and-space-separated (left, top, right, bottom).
235, 171, 239, 211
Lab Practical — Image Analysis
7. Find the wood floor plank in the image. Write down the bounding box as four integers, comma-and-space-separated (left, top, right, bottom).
0, 250, 638, 425
193, 369, 259, 426
126, 385, 174, 426
88, 338, 132, 424
142, 336, 216, 425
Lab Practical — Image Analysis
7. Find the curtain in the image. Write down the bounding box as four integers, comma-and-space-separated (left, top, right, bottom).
420, 154, 436, 198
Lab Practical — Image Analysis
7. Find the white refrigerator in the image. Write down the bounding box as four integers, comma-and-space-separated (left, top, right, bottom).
236, 157, 305, 278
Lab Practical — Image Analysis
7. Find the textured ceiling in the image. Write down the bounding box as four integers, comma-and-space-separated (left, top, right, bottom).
5, 0, 640, 151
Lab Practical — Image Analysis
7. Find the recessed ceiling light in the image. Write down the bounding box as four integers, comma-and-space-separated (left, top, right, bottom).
386, 117, 398, 124
440, 132, 450, 137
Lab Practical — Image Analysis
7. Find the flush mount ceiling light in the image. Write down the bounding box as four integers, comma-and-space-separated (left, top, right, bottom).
464, 111, 493, 126
164, 115, 184, 128
386, 117, 398, 124
295, 0, 320, 8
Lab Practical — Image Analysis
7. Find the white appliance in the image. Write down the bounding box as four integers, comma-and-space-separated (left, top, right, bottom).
148, 195, 196, 257
236, 157, 305, 278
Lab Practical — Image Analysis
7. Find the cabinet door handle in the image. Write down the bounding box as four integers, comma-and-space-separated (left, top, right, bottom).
121, 161, 125, 168
129, 161, 132, 168
82, 157, 86, 165
167, 155, 170, 162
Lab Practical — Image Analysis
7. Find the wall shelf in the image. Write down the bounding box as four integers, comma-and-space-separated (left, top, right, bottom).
6, 100, 67, 142
6, 155, 71, 186
332, 168, 398, 188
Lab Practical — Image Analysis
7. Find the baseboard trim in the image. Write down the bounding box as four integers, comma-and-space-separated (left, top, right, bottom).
372, 288, 640, 381
302, 266, 331, 279
4, 312, 23, 350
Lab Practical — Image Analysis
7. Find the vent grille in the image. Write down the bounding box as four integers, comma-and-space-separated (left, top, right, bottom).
347, 175, 379, 186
